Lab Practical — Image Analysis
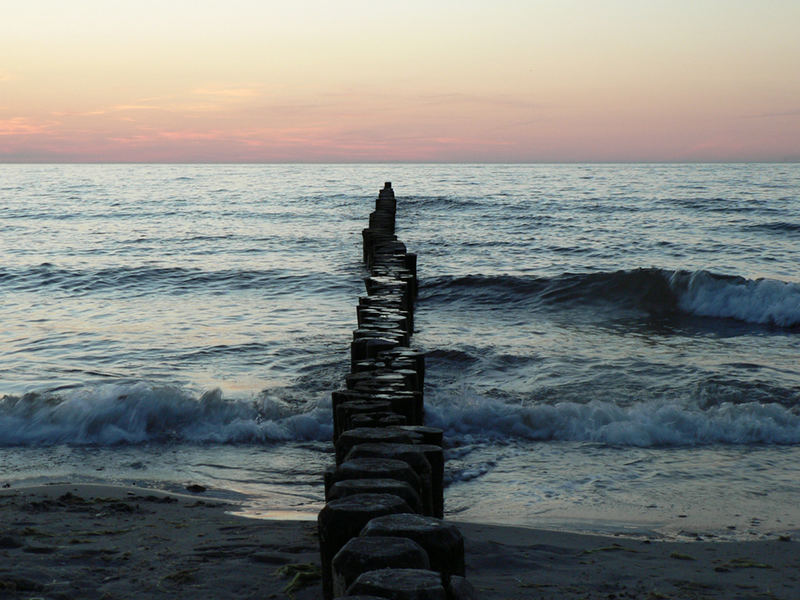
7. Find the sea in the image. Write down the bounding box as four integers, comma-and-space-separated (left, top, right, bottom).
1, 163, 799, 540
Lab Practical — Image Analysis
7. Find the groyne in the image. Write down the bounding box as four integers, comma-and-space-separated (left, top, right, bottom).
318, 183, 477, 599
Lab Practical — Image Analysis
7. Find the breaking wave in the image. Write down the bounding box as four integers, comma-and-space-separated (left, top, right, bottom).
422, 268, 800, 328
7, 379, 797, 449
0, 383, 332, 446
426, 394, 800, 447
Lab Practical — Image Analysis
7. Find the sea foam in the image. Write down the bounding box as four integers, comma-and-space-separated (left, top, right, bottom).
425, 394, 800, 447
6, 383, 799, 448
670, 270, 800, 328
0, 383, 332, 446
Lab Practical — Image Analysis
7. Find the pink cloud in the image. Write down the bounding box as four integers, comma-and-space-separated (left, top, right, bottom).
0, 117, 57, 136
2, 84, 798, 162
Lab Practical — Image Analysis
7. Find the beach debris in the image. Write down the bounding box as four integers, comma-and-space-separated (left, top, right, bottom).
583, 543, 639, 554
719, 557, 774, 569
276, 562, 321, 599
57, 492, 88, 505
20, 527, 52, 538
185, 484, 206, 493
121, 493, 177, 504
0, 577, 44, 592
22, 544, 57, 554
162, 568, 197, 585
674, 580, 721, 594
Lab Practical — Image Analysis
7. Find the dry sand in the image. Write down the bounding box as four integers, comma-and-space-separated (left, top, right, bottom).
1, 483, 799, 599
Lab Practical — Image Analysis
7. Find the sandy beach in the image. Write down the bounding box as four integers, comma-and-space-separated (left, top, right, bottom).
1, 483, 798, 599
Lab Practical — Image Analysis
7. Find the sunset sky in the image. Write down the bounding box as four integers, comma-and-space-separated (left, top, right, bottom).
2, 1, 799, 162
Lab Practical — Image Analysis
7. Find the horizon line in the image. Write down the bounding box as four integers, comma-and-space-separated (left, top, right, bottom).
2, 160, 799, 166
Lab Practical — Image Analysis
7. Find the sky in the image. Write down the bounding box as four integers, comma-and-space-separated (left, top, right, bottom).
1, 0, 799, 162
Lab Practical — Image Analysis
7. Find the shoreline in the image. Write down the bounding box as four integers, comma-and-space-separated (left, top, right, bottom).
1, 482, 798, 599
5, 470, 797, 543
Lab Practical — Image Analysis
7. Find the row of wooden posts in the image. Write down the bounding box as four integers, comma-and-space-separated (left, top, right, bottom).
316, 183, 478, 599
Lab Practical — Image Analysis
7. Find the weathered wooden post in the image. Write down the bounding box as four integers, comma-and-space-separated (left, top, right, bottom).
315, 183, 476, 598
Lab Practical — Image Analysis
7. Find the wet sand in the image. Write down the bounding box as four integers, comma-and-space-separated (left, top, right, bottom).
1, 483, 798, 599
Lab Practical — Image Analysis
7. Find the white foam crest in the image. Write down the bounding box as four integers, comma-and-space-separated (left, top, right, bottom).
671, 271, 800, 327
0, 382, 332, 446
425, 394, 800, 447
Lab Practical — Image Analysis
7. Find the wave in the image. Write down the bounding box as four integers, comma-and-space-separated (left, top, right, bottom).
0, 264, 330, 296
669, 271, 800, 328
402, 195, 485, 210
6, 384, 798, 449
425, 395, 800, 447
742, 221, 800, 236
422, 269, 800, 328
667, 197, 783, 214
0, 383, 332, 446
3, 381, 798, 448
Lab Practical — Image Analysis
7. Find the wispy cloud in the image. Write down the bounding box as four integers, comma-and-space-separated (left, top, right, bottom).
81, 104, 163, 116
0, 117, 56, 136
77, 88, 261, 118
192, 87, 261, 98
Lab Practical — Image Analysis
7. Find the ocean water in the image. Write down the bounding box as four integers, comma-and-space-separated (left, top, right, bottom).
1, 163, 799, 539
